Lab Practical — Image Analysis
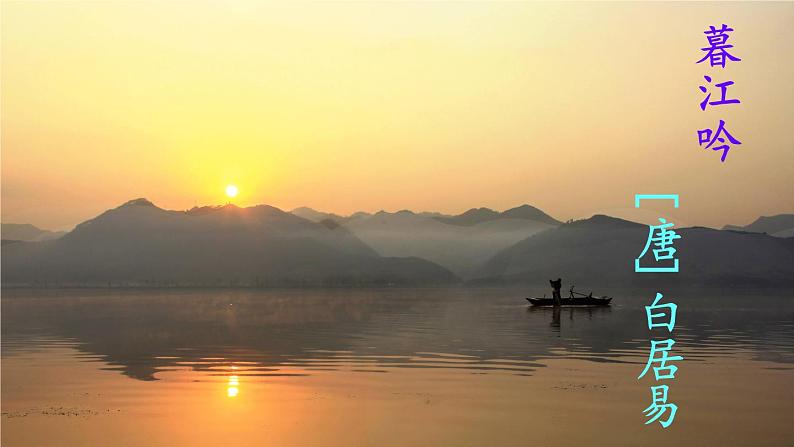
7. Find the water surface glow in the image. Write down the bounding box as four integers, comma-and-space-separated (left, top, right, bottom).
2, 287, 793, 446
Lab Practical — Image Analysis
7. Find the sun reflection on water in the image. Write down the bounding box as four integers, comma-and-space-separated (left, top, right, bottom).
227, 367, 240, 398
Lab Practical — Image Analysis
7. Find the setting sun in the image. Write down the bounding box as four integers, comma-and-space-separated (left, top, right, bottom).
225, 184, 239, 199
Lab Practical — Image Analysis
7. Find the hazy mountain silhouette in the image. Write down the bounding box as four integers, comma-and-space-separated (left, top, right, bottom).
291, 207, 444, 225
290, 206, 348, 223
1, 199, 458, 287
6, 202, 791, 288
723, 214, 794, 238
435, 205, 561, 227
1, 223, 66, 242
434, 207, 500, 226
474, 215, 794, 287
284, 205, 559, 278
341, 207, 557, 278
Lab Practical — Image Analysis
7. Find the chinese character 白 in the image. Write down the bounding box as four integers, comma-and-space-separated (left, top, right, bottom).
646, 292, 677, 332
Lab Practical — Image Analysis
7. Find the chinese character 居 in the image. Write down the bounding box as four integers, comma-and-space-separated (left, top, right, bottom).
638, 338, 684, 380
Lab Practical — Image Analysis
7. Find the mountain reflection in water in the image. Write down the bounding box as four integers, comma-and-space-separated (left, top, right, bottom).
3, 287, 793, 381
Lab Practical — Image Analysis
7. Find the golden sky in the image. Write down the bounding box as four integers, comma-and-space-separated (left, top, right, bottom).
2, 1, 793, 230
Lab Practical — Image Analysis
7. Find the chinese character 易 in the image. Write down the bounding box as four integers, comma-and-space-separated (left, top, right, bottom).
643, 385, 679, 428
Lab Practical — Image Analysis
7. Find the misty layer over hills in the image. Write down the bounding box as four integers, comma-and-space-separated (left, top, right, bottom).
723, 214, 794, 238
1, 199, 457, 287
323, 205, 558, 278
2, 200, 793, 287
1, 223, 65, 242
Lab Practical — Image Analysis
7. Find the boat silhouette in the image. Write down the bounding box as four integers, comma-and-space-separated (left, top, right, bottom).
526, 286, 612, 307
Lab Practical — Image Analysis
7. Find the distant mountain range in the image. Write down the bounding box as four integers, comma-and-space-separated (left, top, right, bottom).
474, 215, 794, 287
290, 207, 349, 224
723, 214, 794, 238
3, 202, 793, 287
1, 199, 457, 287
1, 223, 65, 242
336, 206, 558, 278
434, 205, 560, 227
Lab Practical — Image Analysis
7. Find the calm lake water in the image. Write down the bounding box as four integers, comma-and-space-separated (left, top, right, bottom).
2, 287, 793, 446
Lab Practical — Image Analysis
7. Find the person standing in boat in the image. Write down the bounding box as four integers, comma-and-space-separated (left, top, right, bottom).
549, 278, 562, 306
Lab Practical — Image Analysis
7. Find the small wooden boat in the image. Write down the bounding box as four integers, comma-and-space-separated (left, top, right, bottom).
526, 287, 612, 307
526, 296, 612, 307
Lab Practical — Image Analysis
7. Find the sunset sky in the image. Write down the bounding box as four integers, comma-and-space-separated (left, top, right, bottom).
2, 1, 793, 230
